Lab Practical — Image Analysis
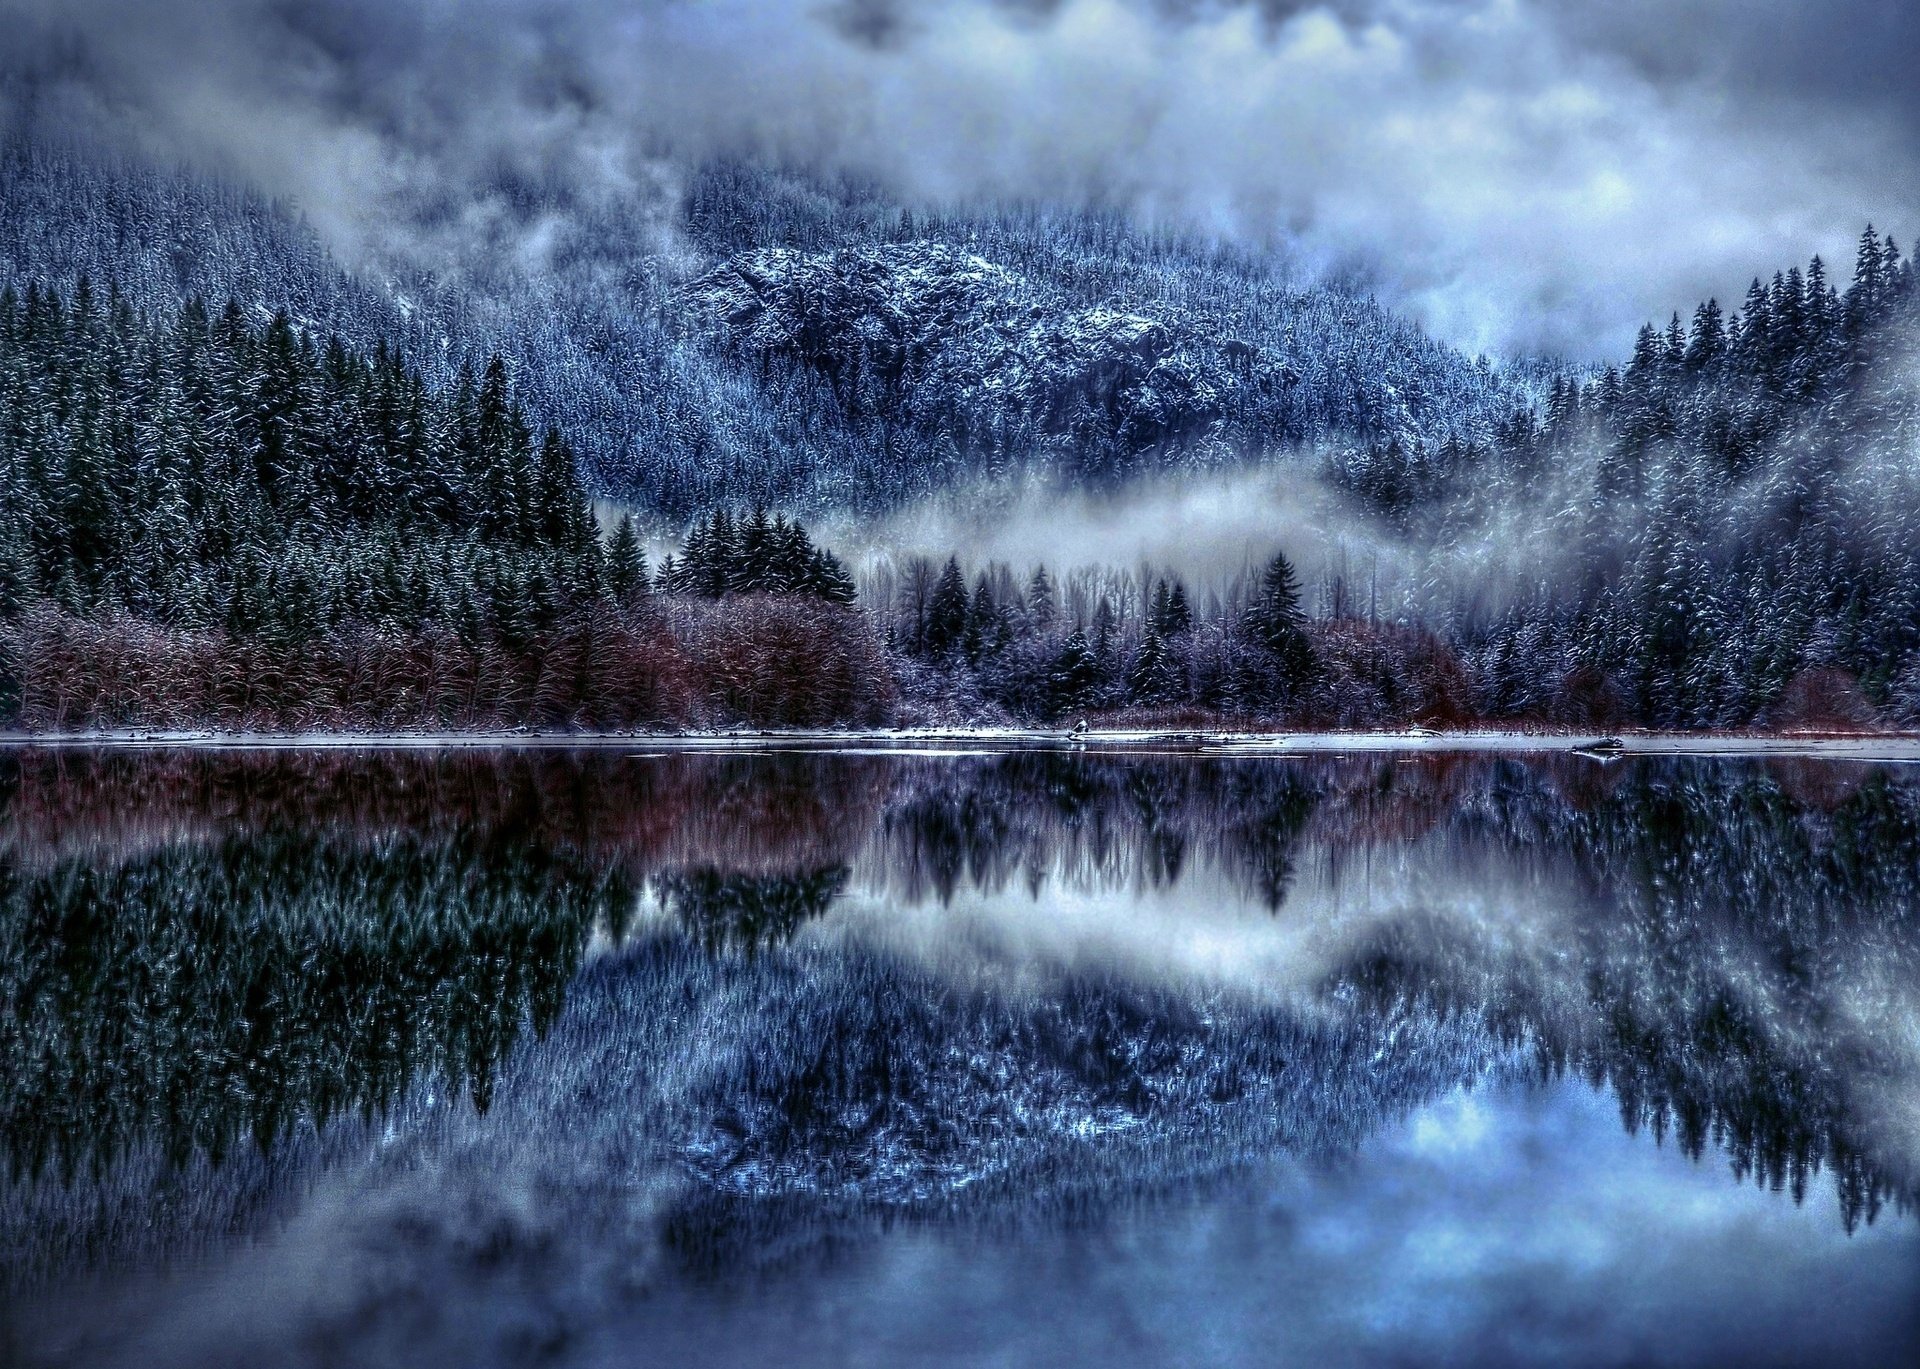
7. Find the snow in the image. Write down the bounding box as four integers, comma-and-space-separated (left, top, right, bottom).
5, 727, 1919, 762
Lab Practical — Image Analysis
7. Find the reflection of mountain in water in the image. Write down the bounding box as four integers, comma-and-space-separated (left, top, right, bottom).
875, 751, 1320, 907
3, 747, 1918, 1293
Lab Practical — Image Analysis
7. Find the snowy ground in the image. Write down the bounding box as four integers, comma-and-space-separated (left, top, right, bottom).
4, 727, 1920, 762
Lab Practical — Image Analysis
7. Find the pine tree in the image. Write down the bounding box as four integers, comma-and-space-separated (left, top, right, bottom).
1128, 626, 1181, 705
1165, 581, 1192, 635
1026, 565, 1056, 628
925, 556, 969, 659
1048, 629, 1102, 720
810, 549, 858, 606
1733, 278, 1772, 375
1243, 552, 1315, 708
607, 515, 649, 604
1684, 299, 1725, 372
736, 505, 775, 593
965, 572, 1007, 661
1846, 224, 1885, 331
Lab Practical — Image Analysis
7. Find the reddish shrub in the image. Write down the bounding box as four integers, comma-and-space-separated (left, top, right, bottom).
1764, 668, 1881, 733
671, 595, 894, 728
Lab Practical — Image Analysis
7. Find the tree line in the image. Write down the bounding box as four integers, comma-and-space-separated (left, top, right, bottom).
1318, 227, 1920, 730
0, 281, 884, 731
5, 222, 1920, 734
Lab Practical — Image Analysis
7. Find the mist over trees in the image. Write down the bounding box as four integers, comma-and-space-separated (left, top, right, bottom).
2, 133, 1920, 733
1426, 228, 1920, 728
0, 145, 1535, 519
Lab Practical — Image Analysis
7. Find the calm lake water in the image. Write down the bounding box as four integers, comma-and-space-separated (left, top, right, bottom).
2, 745, 1918, 1367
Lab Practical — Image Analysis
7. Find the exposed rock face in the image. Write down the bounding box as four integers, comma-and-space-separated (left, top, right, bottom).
685, 242, 1289, 470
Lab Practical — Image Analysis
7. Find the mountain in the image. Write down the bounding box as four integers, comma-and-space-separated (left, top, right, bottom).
10, 133, 1920, 733
0, 144, 433, 364
658, 162, 1532, 513
0, 144, 1533, 521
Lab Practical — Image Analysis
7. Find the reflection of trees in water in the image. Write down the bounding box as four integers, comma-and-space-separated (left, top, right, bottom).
0, 748, 892, 877
696, 754, 1920, 1233
1338, 761, 1920, 1230
0, 750, 889, 1289
0, 834, 632, 1182
5, 747, 1920, 1294
656, 866, 850, 952
875, 753, 1320, 908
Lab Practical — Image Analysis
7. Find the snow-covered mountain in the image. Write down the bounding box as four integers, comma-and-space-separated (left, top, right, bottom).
684, 240, 1260, 470
0, 144, 1532, 521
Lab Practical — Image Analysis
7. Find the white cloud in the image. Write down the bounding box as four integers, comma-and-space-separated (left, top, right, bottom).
3, 0, 1914, 357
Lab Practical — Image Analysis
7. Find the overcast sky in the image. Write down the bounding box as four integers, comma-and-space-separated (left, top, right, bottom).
2, 0, 1915, 357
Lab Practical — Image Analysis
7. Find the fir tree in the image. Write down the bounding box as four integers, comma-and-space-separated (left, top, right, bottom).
1243, 552, 1315, 708
607, 515, 650, 603
1048, 630, 1102, 720
925, 556, 970, 659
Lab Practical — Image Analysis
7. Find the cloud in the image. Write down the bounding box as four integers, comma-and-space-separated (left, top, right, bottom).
1, 0, 1914, 357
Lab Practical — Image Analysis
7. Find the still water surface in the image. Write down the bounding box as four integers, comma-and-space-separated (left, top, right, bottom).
2, 746, 1918, 1366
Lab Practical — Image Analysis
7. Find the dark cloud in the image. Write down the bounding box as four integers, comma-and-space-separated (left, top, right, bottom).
1546, 1, 1920, 118
0, 0, 1914, 357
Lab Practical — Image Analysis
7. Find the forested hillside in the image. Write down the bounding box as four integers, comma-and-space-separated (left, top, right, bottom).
0, 146, 435, 371
0, 283, 888, 731
3, 137, 1920, 734
0, 144, 1534, 519
1441, 229, 1920, 728
863, 229, 1920, 732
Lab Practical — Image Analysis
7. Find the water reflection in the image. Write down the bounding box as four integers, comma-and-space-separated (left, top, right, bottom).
2, 747, 1918, 1365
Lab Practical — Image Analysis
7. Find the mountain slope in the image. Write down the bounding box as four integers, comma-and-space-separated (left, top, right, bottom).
0, 143, 1534, 520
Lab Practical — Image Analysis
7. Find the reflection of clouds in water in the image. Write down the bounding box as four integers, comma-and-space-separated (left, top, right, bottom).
1278, 1082, 1920, 1366
1839, 970, 1920, 1188
823, 833, 1591, 1011
11, 751, 1920, 1366
611, 1081, 1920, 1368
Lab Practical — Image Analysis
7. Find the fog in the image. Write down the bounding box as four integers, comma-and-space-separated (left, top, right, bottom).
818, 465, 1410, 610
2, 0, 1915, 356
816, 448, 1612, 623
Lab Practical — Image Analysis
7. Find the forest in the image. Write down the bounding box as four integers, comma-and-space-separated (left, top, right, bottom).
2, 136, 1919, 732
0, 283, 889, 731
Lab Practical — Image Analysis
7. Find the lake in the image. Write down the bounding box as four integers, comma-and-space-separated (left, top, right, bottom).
3, 744, 1918, 1367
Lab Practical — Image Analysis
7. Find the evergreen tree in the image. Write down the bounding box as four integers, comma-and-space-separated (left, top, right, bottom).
607, 515, 650, 603
1128, 627, 1182, 705
925, 556, 970, 659
1243, 552, 1315, 709
1165, 581, 1191, 635
1048, 630, 1102, 720
1684, 299, 1725, 372
1026, 565, 1056, 628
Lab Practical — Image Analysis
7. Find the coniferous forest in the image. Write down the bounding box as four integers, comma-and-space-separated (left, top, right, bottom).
1, 144, 1918, 733
0, 282, 886, 730
11, 8, 1920, 1367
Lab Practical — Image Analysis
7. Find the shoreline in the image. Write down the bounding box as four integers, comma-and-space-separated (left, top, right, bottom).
3, 727, 1920, 761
